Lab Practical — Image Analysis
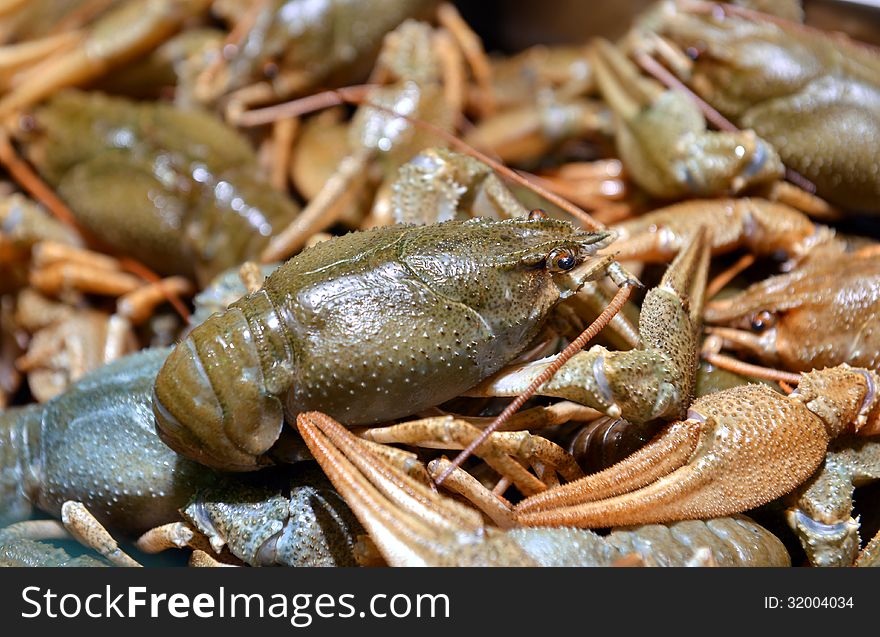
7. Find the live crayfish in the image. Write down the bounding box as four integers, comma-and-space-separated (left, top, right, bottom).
591, 35, 785, 200
0, 355, 795, 568
0, 347, 363, 567
1, 0, 879, 570
197, 0, 439, 116
87, 160, 878, 560
295, 411, 791, 566
0, 0, 435, 120
256, 16, 494, 260
328, 219, 878, 533
625, 0, 880, 212
704, 250, 880, 371
0, 0, 214, 118
18, 89, 301, 284
153, 215, 625, 471
148, 197, 858, 545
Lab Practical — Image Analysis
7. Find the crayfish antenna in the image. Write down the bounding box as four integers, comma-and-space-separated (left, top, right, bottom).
701, 329, 802, 383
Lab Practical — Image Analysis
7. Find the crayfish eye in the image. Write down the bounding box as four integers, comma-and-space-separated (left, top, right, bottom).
528, 208, 548, 221
262, 60, 280, 79
750, 310, 775, 332
548, 247, 577, 272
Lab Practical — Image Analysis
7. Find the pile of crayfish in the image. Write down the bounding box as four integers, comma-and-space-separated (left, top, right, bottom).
0, 0, 878, 568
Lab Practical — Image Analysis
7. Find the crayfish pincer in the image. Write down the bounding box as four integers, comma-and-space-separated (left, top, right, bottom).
153, 216, 614, 471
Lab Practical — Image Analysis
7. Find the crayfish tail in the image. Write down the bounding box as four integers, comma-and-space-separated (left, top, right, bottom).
153, 305, 287, 471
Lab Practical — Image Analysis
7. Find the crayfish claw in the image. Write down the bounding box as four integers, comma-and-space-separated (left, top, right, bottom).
517, 383, 831, 528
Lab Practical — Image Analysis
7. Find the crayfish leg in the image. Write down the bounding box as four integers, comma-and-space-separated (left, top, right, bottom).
61, 501, 141, 567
